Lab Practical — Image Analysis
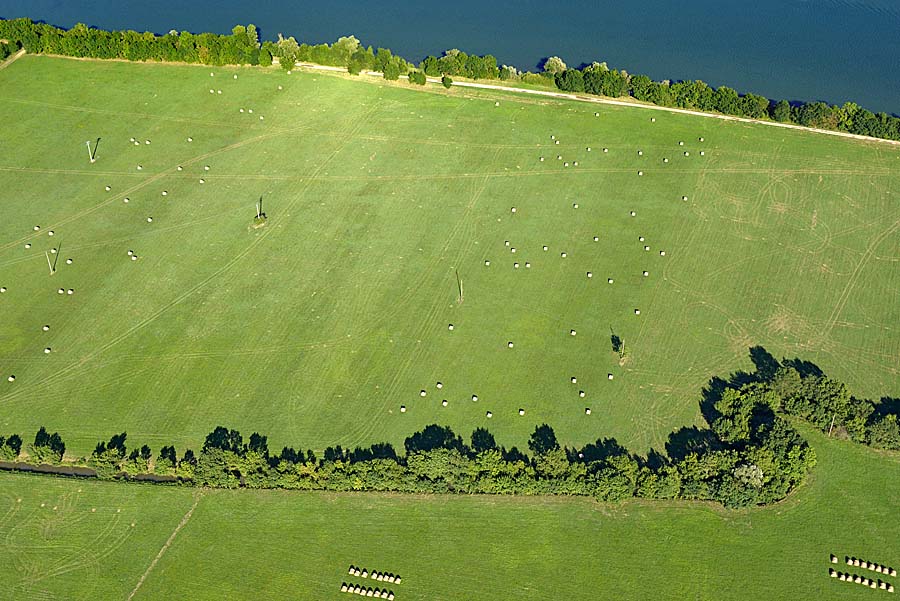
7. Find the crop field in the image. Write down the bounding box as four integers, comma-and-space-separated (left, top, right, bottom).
0, 429, 897, 600
0, 56, 899, 459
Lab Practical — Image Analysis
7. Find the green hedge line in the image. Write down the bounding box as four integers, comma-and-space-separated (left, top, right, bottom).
4, 349, 897, 508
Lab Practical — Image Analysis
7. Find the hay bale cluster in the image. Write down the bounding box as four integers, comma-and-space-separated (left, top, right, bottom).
834, 555, 896, 592
343, 565, 400, 598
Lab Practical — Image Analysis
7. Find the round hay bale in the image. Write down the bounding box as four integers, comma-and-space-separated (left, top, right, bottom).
420, 390, 427, 397
854, 559, 860, 567
630, 211, 636, 216
25, 243, 31, 249
573, 203, 579, 209
525, 262, 531, 268
644, 246, 650, 251
137, 165, 142, 170
342, 584, 349, 592
34, 225, 40, 231
564, 162, 569, 167
891, 569, 897, 577
472, 394, 478, 401
187, 137, 193, 142
607, 278, 614, 284
579, 390, 585, 398
124, 198, 130, 203
555, 140, 559, 145
278, 85, 283, 90
700, 151, 705, 156
0, 287, 5, 293
511, 207, 517, 213
638, 150, 643, 156
639, 236, 645, 241
249, 109, 253, 114
634, 309, 640, 315
847, 558, 854, 566
48, 230, 55, 237
608, 373, 614, 380
514, 262, 520, 268
67, 289, 73, 295
830, 569, 836, 577
651, 117, 656, 122
508, 341, 514, 348
699, 137, 704, 142
638, 171, 643, 176
557, 155, 562, 160
587, 272, 593, 278
127, 250, 133, 256
603, 148, 608, 153
58, 288, 65, 294
660, 250, 666, 256
840, 574, 847, 581
595, 112, 599, 116
561, 252, 567, 258
682, 195, 688, 201
448, 324, 454, 330
505, 240, 510, 246
571, 377, 577, 384
888, 584, 894, 592
145, 140, 151, 145
50, 248, 57, 254
233, 74, 238, 79
684, 152, 690, 157
882, 582, 889, 590
395, 577, 401, 584
679, 141, 684, 146
105, 186, 111, 192
876, 566, 883, 574
570, 329, 576, 336
362, 570, 368, 579
496, 102, 500, 107
519, 408, 525, 415
130, 137, 136, 142
585, 408, 591, 415
539, 157, 544, 162
643, 271, 649, 276
543, 245, 548, 251
217, 90, 222, 94
199, 179, 205, 184
204, 165, 210, 171
587, 147, 591, 151
349, 566, 355, 575
44, 347, 51, 354
663, 158, 669, 163
240, 108, 245, 113
147, 217, 153, 222
399, 405, 406, 413
486, 411, 492, 418
6, 376, 13, 382
511, 247, 516, 253
135, 141, 141, 146
484, 260, 490, 266
573, 161, 578, 166
436, 382, 443, 389
593, 236, 599, 242
442, 400, 448, 406
161, 191, 168, 196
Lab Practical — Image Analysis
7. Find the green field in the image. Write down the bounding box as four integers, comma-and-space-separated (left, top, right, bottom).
0, 428, 897, 600
1, 56, 899, 461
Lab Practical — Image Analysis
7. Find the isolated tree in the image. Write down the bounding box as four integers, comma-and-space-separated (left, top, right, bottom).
542, 56, 567, 74
276, 33, 299, 71
441, 75, 453, 88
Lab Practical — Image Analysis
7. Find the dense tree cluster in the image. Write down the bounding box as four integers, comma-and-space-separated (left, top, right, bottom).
0, 40, 17, 60
421, 49, 499, 80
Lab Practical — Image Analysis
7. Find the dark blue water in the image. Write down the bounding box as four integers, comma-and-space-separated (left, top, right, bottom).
1, 0, 898, 114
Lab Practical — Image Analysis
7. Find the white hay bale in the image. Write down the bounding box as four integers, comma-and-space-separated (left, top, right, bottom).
854, 559, 861, 567
573, 162, 578, 166
400, 405, 406, 413
505, 240, 510, 246
638, 171, 643, 176
123, 198, 129, 203
278, 85, 283, 90
511, 207, 517, 213
6, 376, 13, 382
586, 271, 593, 279
587, 147, 591, 151
448, 324, 454, 330
48, 230, 55, 236
436, 382, 443, 389
571, 377, 577, 384
651, 117, 656, 122
484, 260, 490, 266
634, 309, 640, 315
362, 570, 368, 579
127, 250, 133, 256
660, 251, 666, 256
663, 158, 669, 163
639, 236, 645, 241
539, 157, 544, 162
249, 109, 253, 114
557, 155, 562, 160
25, 243, 31, 249
573, 203, 579, 209
130, 137, 136, 142
199, 179, 205, 184
217, 90, 222, 94
44, 348, 51, 354
564, 162, 569, 167
595, 112, 599, 116
603, 148, 608, 153
486, 411, 493, 418
514, 262, 520, 268
830, 569, 837, 577
341, 584, 349, 592
700, 151, 705, 156
187, 137, 193, 142
240, 108, 244, 113
395, 577, 401, 584
161, 191, 168, 196
348, 567, 355, 575
585, 408, 591, 415
679, 141, 684, 146
442, 400, 448, 406
147, 217, 153, 223
542, 245, 548, 251
145, 140, 151, 145
684, 152, 690, 157
699, 137, 704, 142
830, 555, 838, 564
630, 211, 636, 216
682, 195, 688, 201
420, 390, 427, 397
233, 74, 238, 79
579, 390, 585, 398
840, 573, 847, 581
210, 72, 214, 76
495, 102, 500, 107
134, 141, 140, 146
0, 287, 5, 293
67, 289, 73, 295
472, 395, 478, 401
643, 271, 649, 276
105, 186, 111, 191
644, 246, 650, 251
137, 165, 142, 170
608, 373, 614, 380
50, 248, 57, 254
507, 341, 514, 348
607, 277, 614, 284
33, 225, 40, 231
58, 288, 65, 294
519, 408, 525, 415
570, 329, 576, 336
550, 135, 555, 140
891, 569, 897, 577
561, 252, 567, 258
593, 236, 599, 242
638, 150, 643, 156
525, 262, 531, 268
210, 89, 215, 93
511, 247, 516, 253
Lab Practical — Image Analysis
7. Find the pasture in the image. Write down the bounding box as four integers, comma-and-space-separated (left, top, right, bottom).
1, 428, 898, 600
0, 56, 898, 458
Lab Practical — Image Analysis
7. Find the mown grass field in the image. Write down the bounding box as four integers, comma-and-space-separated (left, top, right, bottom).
0, 429, 897, 600
0, 56, 899, 459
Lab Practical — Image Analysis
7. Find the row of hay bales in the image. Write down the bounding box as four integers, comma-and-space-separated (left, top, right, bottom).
339, 583, 394, 599
835, 555, 898, 577
347, 566, 401, 584
829, 569, 895, 591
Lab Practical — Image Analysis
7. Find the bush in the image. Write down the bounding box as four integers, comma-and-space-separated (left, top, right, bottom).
441, 75, 452, 89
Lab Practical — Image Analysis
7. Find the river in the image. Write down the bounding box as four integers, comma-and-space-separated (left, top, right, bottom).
0, 0, 897, 114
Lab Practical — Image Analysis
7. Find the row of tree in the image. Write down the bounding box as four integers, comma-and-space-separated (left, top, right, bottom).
3, 18, 895, 141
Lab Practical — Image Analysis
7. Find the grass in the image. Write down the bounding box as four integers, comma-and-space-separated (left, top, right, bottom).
0, 56, 899, 461
1, 428, 897, 600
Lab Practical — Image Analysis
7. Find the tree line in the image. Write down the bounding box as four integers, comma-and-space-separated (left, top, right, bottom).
2, 18, 896, 142
3, 348, 897, 508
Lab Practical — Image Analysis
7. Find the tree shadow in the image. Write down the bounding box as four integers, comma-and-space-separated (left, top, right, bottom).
573, 437, 629, 463
781, 357, 824, 378
876, 397, 900, 418
404, 424, 464, 454
665, 426, 722, 461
